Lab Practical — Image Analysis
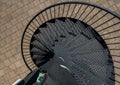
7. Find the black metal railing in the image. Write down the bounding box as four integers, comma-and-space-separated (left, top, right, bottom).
21, 1, 120, 84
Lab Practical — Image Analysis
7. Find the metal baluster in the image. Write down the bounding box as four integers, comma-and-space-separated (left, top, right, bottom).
50, 8, 52, 19
54, 6, 55, 18
74, 4, 83, 18
45, 10, 49, 20
70, 4, 77, 17
38, 15, 43, 23
32, 20, 38, 29
86, 9, 101, 23
26, 31, 33, 35
107, 42, 120, 45
66, 4, 71, 17
111, 72, 120, 77
104, 35, 120, 40
90, 12, 108, 25
111, 55, 120, 57
25, 34, 32, 38
62, 4, 65, 17
78, 5, 89, 19
28, 26, 35, 32
23, 41, 29, 44
94, 17, 115, 29
101, 29, 120, 36
41, 13, 46, 22
82, 7, 95, 21
114, 66, 120, 69
24, 37, 30, 41
109, 49, 120, 50
58, 5, 60, 17
23, 44, 29, 46
109, 78, 120, 83
97, 21, 120, 32
35, 17, 40, 26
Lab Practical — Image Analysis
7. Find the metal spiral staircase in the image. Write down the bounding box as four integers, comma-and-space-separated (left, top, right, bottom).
21, 1, 120, 85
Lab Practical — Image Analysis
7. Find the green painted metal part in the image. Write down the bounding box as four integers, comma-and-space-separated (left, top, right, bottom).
36, 72, 45, 83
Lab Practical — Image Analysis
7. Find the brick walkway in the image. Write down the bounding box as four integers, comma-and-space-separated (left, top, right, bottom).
0, 0, 120, 85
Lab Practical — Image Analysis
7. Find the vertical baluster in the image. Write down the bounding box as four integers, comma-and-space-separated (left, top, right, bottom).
62, 4, 65, 17
82, 7, 95, 21
86, 9, 101, 23
90, 12, 108, 25
74, 4, 83, 18
50, 8, 52, 19
97, 21, 120, 32
78, 5, 89, 19
45, 10, 49, 20
66, 4, 71, 17
94, 17, 115, 29
70, 4, 77, 17
38, 15, 43, 23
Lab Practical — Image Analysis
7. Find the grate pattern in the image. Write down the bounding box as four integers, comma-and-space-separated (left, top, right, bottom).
21, 1, 120, 85
29, 18, 114, 85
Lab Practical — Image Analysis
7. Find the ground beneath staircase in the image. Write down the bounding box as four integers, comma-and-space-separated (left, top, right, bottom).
0, 0, 120, 85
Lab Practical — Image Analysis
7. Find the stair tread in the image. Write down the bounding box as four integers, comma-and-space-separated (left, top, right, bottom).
46, 23, 57, 41
63, 33, 88, 48
31, 40, 45, 49
70, 62, 107, 85
55, 19, 69, 36
61, 34, 75, 45
64, 18, 76, 34
70, 39, 104, 53
72, 50, 109, 63
35, 59, 47, 66
74, 20, 85, 32
54, 19, 67, 35
39, 28, 53, 45
32, 55, 45, 60
81, 26, 95, 39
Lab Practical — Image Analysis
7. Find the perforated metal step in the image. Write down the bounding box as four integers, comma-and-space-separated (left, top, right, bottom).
29, 18, 114, 85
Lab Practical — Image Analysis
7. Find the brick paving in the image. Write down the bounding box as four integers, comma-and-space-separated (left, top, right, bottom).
0, 0, 120, 85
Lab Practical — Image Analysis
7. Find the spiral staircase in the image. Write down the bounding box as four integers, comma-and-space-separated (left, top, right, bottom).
21, 1, 120, 85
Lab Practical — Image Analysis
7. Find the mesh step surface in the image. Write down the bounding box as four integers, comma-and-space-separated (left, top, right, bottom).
29, 18, 114, 85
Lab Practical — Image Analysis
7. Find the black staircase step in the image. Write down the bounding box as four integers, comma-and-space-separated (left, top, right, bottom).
70, 39, 104, 53
46, 22, 58, 40
74, 20, 85, 32
81, 26, 95, 39
65, 18, 77, 34
71, 59, 111, 84
32, 55, 40, 59
61, 35, 75, 46
34, 33, 53, 52
54, 19, 67, 36
31, 39, 49, 52
32, 54, 45, 60
35, 59, 48, 66
31, 40, 42, 47
88, 64, 108, 80
39, 28, 53, 45
55, 19, 69, 36
69, 62, 106, 85
64, 33, 88, 48
30, 47, 46, 53
72, 50, 109, 66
